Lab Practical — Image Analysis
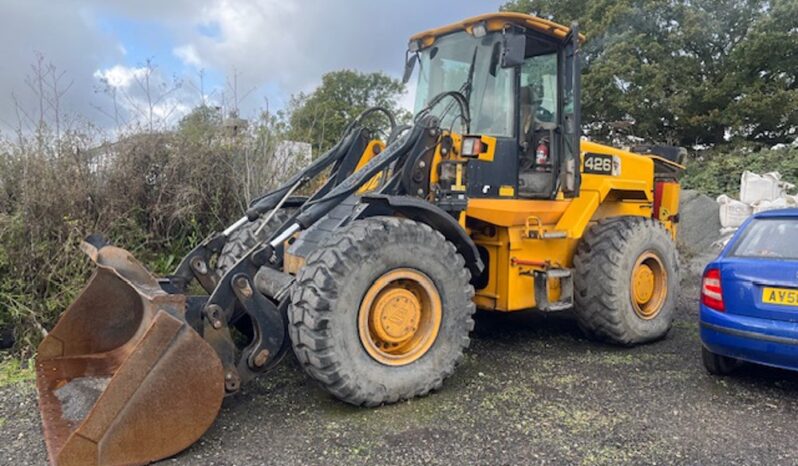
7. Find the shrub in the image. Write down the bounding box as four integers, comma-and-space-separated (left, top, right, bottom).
682, 145, 798, 198
0, 107, 294, 355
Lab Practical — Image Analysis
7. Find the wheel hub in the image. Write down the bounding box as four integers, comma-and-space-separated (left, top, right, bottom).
630, 252, 668, 320
633, 264, 655, 304
358, 269, 442, 366
370, 288, 421, 343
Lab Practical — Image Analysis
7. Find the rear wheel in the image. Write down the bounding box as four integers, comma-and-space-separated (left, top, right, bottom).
574, 217, 679, 345
288, 217, 475, 406
701, 346, 740, 375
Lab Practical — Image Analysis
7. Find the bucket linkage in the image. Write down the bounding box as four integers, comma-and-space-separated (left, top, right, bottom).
35, 107, 421, 465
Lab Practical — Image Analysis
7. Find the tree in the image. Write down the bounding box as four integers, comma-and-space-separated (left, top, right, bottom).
502, 0, 798, 147
287, 70, 409, 154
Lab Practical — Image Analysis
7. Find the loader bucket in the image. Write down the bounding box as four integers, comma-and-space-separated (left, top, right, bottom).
35, 240, 225, 466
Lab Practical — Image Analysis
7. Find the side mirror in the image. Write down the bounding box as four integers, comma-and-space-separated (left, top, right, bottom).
501, 31, 526, 68
402, 53, 418, 84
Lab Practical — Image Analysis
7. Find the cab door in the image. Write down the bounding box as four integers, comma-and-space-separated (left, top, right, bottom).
516, 26, 581, 199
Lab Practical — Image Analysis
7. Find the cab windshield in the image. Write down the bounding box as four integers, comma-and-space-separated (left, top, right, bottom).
413, 31, 515, 137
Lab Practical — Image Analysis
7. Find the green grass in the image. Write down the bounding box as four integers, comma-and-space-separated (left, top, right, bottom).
0, 358, 35, 387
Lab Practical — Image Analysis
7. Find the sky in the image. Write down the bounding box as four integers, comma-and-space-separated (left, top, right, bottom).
0, 0, 506, 133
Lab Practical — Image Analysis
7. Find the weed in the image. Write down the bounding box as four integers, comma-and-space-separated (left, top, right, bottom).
0, 358, 35, 387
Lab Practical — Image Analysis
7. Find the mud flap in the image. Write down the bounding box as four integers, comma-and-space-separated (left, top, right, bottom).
35, 241, 225, 466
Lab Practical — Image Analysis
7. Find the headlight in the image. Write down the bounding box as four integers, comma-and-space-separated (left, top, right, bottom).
461, 137, 484, 157
471, 21, 488, 38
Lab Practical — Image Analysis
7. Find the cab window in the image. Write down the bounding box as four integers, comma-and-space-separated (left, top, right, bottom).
414, 32, 515, 137
518, 49, 560, 197
520, 53, 558, 129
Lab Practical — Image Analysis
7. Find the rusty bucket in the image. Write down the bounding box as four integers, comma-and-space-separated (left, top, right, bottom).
35, 241, 224, 466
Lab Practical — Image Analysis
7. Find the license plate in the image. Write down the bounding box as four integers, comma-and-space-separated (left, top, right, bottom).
762, 287, 798, 307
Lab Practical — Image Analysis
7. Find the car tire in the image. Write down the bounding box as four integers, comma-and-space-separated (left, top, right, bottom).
701, 346, 740, 375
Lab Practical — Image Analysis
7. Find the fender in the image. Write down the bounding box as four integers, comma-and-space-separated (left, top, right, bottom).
359, 194, 484, 277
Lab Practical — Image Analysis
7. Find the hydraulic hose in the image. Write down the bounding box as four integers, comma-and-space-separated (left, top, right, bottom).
350, 106, 397, 135
245, 106, 399, 221
415, 91, 471, 134
294, 121, 426, 228
245, 129, 358, 220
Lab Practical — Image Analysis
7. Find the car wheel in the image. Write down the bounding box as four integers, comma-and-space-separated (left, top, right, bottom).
701, 346, 739, 375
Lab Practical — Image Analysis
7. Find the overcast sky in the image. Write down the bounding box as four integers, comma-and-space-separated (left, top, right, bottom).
0, 0, 505, 132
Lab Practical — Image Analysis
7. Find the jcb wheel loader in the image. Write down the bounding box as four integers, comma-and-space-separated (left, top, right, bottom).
35, 12, 685, 465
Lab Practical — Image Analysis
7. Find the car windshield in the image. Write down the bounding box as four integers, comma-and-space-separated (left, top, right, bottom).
414, 31, 515, 137
731, 218, 798, 260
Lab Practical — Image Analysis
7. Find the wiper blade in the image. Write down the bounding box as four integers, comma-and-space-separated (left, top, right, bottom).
461, 46, 478, 101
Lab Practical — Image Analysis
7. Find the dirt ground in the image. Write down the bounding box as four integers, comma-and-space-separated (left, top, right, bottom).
2, 250, 798, 466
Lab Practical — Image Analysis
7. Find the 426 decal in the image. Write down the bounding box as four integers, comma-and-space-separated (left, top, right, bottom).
583, 153, 621, 176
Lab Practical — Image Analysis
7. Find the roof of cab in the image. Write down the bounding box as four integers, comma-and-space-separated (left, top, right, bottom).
409, 12, 585, 48
754, 208, 798, 219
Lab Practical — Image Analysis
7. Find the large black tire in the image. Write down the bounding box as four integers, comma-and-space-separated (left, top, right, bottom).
701, 346, 740, 375
288, 217, 475, 406
215, 208, 295, 278
573, 217, 679, 345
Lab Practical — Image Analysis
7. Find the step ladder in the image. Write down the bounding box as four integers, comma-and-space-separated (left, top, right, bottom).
533, 268, 574, 312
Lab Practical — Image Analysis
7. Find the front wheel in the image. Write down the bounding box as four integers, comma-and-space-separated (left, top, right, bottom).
288, 217, 475, 406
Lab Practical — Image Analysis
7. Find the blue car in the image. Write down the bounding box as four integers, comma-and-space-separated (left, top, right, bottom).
700, 208, 798, 375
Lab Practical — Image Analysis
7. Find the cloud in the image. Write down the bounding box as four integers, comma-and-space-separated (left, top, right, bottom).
94, 65, 148, 89
92, 63, 196, 128
0, 0, 122, 131
170, 0, 504, 110
0, 0, 505, 132
173, 44, 203, 68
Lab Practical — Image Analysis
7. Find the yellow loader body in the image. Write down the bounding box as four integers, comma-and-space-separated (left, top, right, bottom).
33, 11, 685, 466
467, 140, 682, 311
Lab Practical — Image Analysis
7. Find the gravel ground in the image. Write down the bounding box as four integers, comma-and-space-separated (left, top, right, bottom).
2, 251, 798, 466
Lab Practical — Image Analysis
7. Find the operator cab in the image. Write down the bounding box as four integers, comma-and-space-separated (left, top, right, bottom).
406, 13, 582, 199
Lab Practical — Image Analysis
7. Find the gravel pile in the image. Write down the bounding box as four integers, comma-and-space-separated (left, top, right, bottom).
54, 376, 111, 421
678, 189, 723, 255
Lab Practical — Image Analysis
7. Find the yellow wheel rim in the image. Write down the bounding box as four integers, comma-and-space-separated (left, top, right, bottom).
358, 269, 442, 366
630, 252, 668, 320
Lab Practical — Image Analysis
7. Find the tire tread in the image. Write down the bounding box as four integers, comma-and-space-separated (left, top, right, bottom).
289, 217, 475, 406
574, 216, 679, 345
